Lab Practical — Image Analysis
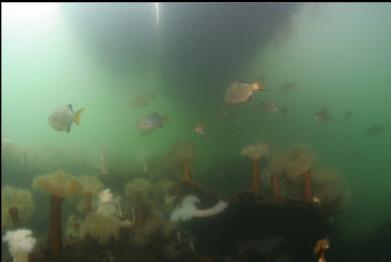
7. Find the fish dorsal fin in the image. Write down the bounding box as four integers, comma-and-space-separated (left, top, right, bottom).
149, 112, 159, 118
252, 74, 267, 86
238, 80, 249, 83
68, 104, 73, 113
255, 74, 266, 82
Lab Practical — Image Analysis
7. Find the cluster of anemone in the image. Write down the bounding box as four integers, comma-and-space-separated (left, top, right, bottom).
130, 207, 175, 247
268, 144, 350, 207
32, 170, 81, 260
284, 143, 318, 179
77, 175, 104, 215
2, 186, 34, 228
312, 168, 351, 209
80, 189, 132, 245
80, 212, 130, 244
269, 143, 318, 202
59, 177, 177, 248
152, 180, 177, 212
239, 142, 320, 201
65, 214, 83, 239
123, 178, 178, 246
1, 137, 352, 262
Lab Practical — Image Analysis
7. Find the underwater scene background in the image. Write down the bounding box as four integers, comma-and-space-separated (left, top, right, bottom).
2, 3, 391, 262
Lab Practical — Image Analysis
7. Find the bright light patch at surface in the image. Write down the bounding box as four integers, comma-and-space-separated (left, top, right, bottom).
155, 3, 160, 24
2, 2, 59, 23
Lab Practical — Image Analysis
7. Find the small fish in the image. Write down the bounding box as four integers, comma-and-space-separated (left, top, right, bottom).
136, 112, 169, 135
280, 81, 299, 93
224, 76, 266, 104
195, 122, 205, 136
256, 101, 279, 114
366, 124, 386, 136
129, 91, 156, 108
48, 104, 85, 133
314, 107, 333, 124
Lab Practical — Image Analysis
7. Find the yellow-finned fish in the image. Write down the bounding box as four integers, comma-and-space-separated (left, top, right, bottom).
48, 104, 85, 133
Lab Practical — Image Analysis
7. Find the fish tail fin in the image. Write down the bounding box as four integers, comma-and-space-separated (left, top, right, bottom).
252, 81, 267, 92
253, 73, 268, 91
74, 107, 86, 125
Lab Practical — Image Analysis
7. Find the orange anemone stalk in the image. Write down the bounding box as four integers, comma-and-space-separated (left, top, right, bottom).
241, 142, 270, 195
49, 195, 64, 261
169, 141, 196, 184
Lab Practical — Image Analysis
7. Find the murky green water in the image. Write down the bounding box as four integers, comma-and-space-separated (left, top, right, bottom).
2, 3, 391, 262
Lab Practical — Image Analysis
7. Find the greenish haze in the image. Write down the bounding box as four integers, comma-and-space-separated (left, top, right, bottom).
2, 2, 391, 244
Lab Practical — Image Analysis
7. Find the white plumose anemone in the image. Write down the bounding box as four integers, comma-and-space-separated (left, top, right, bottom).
3, 229, 36, 262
